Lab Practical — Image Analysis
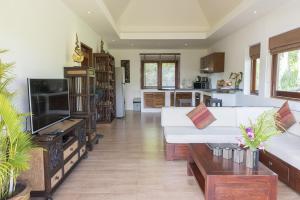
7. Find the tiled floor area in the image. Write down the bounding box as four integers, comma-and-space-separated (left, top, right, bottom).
50, 112, 300, 200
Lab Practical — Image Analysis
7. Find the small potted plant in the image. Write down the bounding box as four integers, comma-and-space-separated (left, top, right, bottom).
238, 110, 282, 168
0, 50, 33, 200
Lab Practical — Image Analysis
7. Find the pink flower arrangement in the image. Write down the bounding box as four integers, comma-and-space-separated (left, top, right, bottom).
245, 127, 255, 141
238, 110, 281, 151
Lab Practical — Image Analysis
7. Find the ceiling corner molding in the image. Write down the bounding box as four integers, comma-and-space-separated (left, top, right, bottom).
207, 0, 256, 37
95, 0, 120, 37
119, 32, 207, 40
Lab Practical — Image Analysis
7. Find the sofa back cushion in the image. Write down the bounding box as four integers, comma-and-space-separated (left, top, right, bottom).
161, 107, 195, 127
208, 107, 237, 127
235, 107, 274, 126
161, 107, 237, 127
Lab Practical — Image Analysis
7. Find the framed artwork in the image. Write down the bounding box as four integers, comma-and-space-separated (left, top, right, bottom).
121, 60, 130, 83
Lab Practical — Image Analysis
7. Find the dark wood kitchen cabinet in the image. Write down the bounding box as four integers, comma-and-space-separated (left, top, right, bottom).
170, 92, 192, 107
200, 52, 225, 73
144, 92, 165, 108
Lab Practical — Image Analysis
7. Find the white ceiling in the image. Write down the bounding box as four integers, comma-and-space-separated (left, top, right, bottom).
61, 0, 289, 49
115, 0, 210, 33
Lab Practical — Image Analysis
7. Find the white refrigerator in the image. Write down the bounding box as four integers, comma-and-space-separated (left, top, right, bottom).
115, 67, 126, 118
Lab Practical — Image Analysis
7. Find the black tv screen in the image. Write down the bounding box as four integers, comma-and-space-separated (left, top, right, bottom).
28, 79, 70, 134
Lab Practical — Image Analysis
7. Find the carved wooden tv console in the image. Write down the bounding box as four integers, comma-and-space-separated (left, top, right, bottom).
20, 119, 87, 200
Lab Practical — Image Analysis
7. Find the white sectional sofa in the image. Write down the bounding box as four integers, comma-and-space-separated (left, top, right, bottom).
161, 106, 300, 192
161, 107, 279, 144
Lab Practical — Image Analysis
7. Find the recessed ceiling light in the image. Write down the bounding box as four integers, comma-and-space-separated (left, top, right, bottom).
253, 10, 257, 14
87, 11, 92, 14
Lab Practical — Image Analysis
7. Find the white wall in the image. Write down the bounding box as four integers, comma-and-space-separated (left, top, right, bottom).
110, 49, 207, 110
0, 0, 103, 113
208, 0, 300, 111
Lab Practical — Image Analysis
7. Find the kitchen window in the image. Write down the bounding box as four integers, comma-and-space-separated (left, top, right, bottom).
141, 53, 180, 89
249, 43, 261, 95
270, 28, 300, 100
143, 62, 159, 88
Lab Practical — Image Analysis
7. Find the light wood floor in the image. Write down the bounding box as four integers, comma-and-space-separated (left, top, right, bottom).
50, 112, 299, 200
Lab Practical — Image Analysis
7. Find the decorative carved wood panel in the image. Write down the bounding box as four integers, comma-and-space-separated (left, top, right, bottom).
49, 141, 63, 174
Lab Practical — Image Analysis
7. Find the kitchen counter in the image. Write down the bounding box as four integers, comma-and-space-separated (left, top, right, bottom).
141, 89, 242, 112
157, 88, 243, 93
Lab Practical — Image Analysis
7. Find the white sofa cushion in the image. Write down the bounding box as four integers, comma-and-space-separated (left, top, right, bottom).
161, 107, 194, 127
164, 126, 240, 144
266, 133, 300, 170
235, 107, 275, 126
208, 107, 237, 127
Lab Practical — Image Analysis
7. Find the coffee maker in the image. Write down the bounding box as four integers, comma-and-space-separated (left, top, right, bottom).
193, 76, 210, 89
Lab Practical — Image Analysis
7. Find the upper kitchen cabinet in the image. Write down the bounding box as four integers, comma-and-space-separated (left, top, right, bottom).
200, 52, 225, 73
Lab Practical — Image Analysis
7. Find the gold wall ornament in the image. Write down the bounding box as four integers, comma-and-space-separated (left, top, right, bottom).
72, 34, 84, 63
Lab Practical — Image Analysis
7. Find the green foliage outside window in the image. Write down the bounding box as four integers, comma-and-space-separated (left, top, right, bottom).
278, 50, 300, 91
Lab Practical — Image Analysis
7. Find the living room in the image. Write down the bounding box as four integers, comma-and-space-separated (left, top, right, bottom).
1, 0, 300, 200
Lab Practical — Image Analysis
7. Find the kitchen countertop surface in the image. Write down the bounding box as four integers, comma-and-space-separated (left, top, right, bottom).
153, 88, 243, 93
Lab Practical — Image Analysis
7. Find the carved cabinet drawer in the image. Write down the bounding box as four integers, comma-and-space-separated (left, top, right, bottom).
63, 141, 78, 160
268, 156, 289, 183
64, 154, 79, 174
260, 151, 289, 184
79, 145, 86, 157
51, 169, 62, 189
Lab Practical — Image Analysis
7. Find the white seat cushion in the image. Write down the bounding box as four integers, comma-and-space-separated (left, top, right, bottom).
266, 133, 300, 170
164, 126, 241, 144
287, 111, 300, 137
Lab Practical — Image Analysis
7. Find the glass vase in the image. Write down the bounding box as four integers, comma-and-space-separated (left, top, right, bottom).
246, 148, 259, 169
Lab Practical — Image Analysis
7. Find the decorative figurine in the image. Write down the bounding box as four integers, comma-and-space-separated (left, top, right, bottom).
72, 33, 84, 63
100, 40, 105, 53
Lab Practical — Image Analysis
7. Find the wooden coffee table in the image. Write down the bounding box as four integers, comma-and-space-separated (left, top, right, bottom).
187, 144, 278, 200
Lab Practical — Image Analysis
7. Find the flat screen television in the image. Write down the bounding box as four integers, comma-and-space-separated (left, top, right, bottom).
28, 78, 70, 134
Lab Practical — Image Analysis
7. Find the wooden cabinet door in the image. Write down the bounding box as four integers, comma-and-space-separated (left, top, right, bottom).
268, 156, 290, 184
212, 53, 225, 73
144, 92, 165, 108
200, 53, 224, 73
144, 93, 154, 108
260, 151, 289, 184
170, 92, 192, 107
200, 57, 206, 71
207, 54, 214, 72
153, 93, 165, 108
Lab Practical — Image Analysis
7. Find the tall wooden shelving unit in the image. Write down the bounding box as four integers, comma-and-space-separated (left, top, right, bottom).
64, 67, 98, 150
93, 53, 116, 123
